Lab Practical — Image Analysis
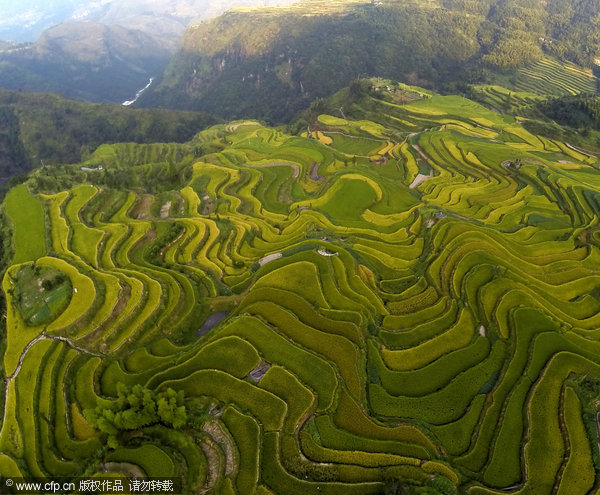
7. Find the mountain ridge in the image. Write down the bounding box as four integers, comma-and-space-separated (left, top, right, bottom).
0, 87, 220, 184
0, 0, 299, 43
0, 21, 173, 104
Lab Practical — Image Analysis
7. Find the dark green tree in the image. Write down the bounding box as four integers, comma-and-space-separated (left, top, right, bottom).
85, 384, 187, 448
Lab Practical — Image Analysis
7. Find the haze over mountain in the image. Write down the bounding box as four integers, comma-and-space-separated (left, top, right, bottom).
0, 0, 297, 43
0, 22, 173, 104
0, 0, 298, 104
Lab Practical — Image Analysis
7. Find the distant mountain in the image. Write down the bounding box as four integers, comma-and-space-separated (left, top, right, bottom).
0, 0, 297, 43
0, 22, 173, 104
137, 0, 600, 123
136, 0, 487, 121
0, 0, 299, 105
0, 0, 89, 42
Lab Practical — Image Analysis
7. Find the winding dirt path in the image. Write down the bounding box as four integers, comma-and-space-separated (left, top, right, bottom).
409, 173, 431, 189
259, 252, 282, 266
310, 162, 325, 182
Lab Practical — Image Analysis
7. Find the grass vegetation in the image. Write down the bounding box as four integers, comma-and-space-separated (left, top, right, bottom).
4, 184, 46, 263
11, 263, 72, 326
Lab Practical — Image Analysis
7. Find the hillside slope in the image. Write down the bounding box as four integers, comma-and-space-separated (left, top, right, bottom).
2, 82, 600, 494
138, 0, 600, 122
0, 88, 220, 181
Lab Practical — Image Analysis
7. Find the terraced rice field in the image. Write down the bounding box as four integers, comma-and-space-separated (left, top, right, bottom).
515, 57, 598, 96
2, 83, 600, 494
469, 85, 544, 115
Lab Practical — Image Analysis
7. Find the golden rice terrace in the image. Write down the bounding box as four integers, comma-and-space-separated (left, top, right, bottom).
2, 82, 600, 494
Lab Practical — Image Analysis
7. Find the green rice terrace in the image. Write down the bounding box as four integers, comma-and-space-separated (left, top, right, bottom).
515, 57, 597, 97
3, 79, 600, 494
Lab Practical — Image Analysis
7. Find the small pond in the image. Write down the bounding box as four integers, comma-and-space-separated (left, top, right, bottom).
196, 311, 230, 337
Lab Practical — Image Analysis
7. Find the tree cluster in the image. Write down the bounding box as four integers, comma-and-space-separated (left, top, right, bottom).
0, 88, 219, 187
537, 94, 600, 132
85, 384, 187, 448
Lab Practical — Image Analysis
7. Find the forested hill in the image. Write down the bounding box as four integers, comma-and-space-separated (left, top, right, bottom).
138, 0, 600, 122
0, 89, 219, 183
